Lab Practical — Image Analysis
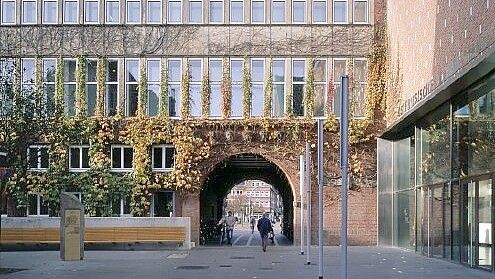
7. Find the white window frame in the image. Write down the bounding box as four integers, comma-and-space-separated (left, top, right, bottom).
68, 145, 90, 172
251, 0, 265, 23
292, 58, 306, 117
352, 57, 367, 119
313, 58, 327, 119
272, 58, 286, 118
86, 58, 98, 116
64, 58, 77, 116
110, 145, 134, 172
208, 58, 223, 119
189, 0, 203, 23
167, 0, 182, 24
229, 0, 244, 23
250, 58, 264, 118
21, 0, 37, 24
146, 58, 161, 116
167, 58, 182, 118
42, 0, 58, 24
1, 0, 16, 25
150, 191, 175, 217
84, 0, 100, 24
352, 0, 368, 24
63, 0, 79, 24
146, 0, 162, 24
188, 58, 202, 117
27, 145, 50, 171
271, 0, 285, 23
151, 144, 175, 172
332, 58, 346, 117
230, 58, 243, 119
126, 0, 142, 24
112, 196, 132, 216
105, 58, 119, 116
105, 0, 121, 24
125, 58, 140, 117
209, 0, 223, 24
292, 0, 306, 23
27, 193, 49, 216
21, 58, 36, 96
42, 58, 57, 114
312, 0, 327, 23
333, 0, 348, 24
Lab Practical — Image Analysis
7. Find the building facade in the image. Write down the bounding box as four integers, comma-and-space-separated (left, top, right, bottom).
1, 0, 382, 245
378, 0, 495, 272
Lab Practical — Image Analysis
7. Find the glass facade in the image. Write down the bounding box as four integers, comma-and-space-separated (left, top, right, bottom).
378, 72, 495, 272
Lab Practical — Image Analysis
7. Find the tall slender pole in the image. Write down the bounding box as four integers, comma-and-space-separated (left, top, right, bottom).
340, 75, 349, 279
299, 154, 305, 255
305, 142, 311, 265
317, 119, 324, 279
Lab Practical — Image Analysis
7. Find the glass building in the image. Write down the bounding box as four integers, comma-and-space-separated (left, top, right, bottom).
378, 70, 495, 271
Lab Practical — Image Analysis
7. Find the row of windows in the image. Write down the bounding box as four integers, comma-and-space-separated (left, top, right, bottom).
5, 57, 368, 118
27, 144, 175, 172
0, 0, 369, 25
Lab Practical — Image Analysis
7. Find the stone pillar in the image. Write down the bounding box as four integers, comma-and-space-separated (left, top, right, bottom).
181, 192, 200, 246
60, 192, 84, 261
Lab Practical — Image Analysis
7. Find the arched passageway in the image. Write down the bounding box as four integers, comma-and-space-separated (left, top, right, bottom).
200, 153, 294, 245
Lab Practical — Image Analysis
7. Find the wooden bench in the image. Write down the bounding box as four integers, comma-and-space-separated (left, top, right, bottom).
0, 227, 186, 244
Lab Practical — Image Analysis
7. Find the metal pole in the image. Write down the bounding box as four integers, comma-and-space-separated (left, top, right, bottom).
317, 119, 324, 279
340, 75, 349, 279
305, 142, 311, 265
300, 154, 305, 255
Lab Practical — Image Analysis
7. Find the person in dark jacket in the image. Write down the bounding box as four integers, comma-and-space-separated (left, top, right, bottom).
257, 213, 273, 252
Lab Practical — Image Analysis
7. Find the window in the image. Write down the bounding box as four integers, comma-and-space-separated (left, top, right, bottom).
127, 0, 141, 23
168, 0, 181, 23
189, 59, 202, 117
111, 145, 133, 171
353, 58, 367, 117
251, 0, 264, 23
1, 0, 15, 24
106, 59, 119, 116
313, 59, 327, 117
272, 0, 285, 23
1, 59, 14, 115
152, 145, 175, 171
251, 59, 264, 117
333, 0, 347, 23
272, 59, 285, 117
333, 58, 346, 117
292, 0, 305, 23
28, 194, 48, 216
86, 60, 97, 116
43, 59, 56, 115
151, 191, 175, 217
292, 59, 305, 116
22, 0, 36, 24
209, 0, 223, 23
106, 0, 120, 23
85, 0, 99, 23
147, 0, 162, 23
231, 59, 243, 117
21, 58, 35, 98
189, 0, 202, 23
147, 59, 160, 116
69, 145, 90, 171
64, 0, 79, 23
125, 59, 139, 117
64, 59, 76, 116
168, 59, 181, 117
27, 145, 49, 171
209, 59, 222, 118
230, 0, 243, 23
353, 0, 367, 23
111, 195, 131, 216
43, 0, 58, 24
312, 0, 326, 23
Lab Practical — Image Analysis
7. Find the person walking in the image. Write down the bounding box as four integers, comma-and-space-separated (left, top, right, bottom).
257, 212, 273, 252
250, 216, 256, 234
217, 211, 237, 245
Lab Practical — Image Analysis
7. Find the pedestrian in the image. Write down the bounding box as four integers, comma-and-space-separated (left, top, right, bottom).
257, 212, 273, 252
250, 216, 256, 234
217, 211, 237, 245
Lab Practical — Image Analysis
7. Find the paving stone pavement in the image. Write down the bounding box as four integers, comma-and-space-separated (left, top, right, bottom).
0, 246, 493, 279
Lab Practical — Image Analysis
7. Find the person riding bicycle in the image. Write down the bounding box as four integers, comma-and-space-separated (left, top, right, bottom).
217, 211, 237, 245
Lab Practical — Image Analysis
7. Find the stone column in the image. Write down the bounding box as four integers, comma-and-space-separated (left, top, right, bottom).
60, 192, 84, 261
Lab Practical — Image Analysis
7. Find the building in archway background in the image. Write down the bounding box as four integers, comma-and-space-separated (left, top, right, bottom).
0, 0, 385, 246
378, 0, 495, 273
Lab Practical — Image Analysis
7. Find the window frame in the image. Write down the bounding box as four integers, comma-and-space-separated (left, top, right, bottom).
150, 191, 175, 217
167, 58, 182, 118
68, 145, 90, 172
271, 0, 285, 24
292, 0, 306, 23
151, 144, 175, 172
313, 58, 327, 119
42, 0, 59, 24
146, 58, 161, 116
125, 58, 140, 117
208, 58, 223, 118
229, 0, 244, 23
126, 0, 142, 24
189, 0, 203, 23
250, 58, 265, 118
63, 58, 77, 116
105, 0, 121, 24
27, 193, 49, 216
21, 58, 36, 97
333, 0, 348, 24
272, 58, 286, 118
209, 0, 223, 23
86, 58, 98, 116
21, 0, 37, 24
146, 0, 162, 24
312, 0, 327, 24
352, 0, 368, 24
42, 58, 57, 115
110, 145, 134, 172
251, 0, 265, 24
105, 58, 119, 116
84, 0, 100, 24
230, 58, 244, 119
188, 58, 203, 117
292, 58, 305, 117
167, 0, 182, 24
332, 58, 347, 117
1, 0, 16, 25
27, 144, 50, 171
63, 0, 80, 24
352, 57, 367, 119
